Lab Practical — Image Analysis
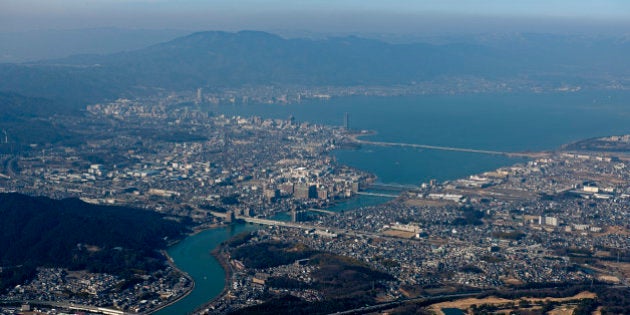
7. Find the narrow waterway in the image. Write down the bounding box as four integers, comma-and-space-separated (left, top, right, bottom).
154, 224, 258, 315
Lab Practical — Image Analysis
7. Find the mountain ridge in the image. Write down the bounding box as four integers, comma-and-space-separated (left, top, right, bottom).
0, 30, 628, 104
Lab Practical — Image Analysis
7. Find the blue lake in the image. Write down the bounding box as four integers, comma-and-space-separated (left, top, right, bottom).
161, 91, 630, 313
210, 91, 630, 184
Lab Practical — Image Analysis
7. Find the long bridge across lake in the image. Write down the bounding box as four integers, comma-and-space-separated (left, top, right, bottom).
368, 183, 416, 191
307, 208, 337, 215
351, 137, 546, 158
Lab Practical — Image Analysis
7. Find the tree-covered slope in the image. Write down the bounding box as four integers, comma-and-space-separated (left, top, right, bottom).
0, 193, 189, 275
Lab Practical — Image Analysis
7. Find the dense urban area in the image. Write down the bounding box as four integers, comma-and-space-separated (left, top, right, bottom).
0, 93, 629, 315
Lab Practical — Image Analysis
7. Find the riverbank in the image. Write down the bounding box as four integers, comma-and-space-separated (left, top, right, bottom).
153, 224, 260, 315
150, 224, 230, 313
191, 245, 233, 314
148, 250, 196, 314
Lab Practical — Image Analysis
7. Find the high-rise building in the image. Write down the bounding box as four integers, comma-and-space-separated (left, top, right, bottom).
195, 88, 203, 104
294, 183, 317, 199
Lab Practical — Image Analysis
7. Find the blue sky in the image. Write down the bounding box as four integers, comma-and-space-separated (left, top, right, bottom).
2, 0, 629, 33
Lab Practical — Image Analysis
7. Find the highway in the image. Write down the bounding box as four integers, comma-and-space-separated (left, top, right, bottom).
240, 217, 386, 241
240, 217, 319, 230
238, 217, 466, 246
0, 300, 134, 315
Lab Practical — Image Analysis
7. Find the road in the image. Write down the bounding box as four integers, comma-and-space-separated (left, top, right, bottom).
0, 300, 134, 315
238, 217, 466, 246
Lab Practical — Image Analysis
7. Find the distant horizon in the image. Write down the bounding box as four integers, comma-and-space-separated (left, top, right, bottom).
2, 21, 630, 38
1, 25, 629, 64
2, 0, 630, 35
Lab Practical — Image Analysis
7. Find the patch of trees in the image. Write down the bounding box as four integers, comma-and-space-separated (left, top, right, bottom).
225, 231, 255, 247
220, 194, 240, 205
593, 286, 630, 314
309, 253, 394, 299
479, 282, 630, 314
460, 264, 484, 274
228, 294, 376, 315
480, 282, 591, 299
199, 203, 228, 213
491, 230, 526, 240
0, 193, 190, 291
572, 298, 599, 315
451, 206, 485, 226
480, 254, 505, 263
0, 92, 82, 146
230, 241, 317, 269
387, 303, 431, 315
0, 263, 38, 292
228, 244, 396, 314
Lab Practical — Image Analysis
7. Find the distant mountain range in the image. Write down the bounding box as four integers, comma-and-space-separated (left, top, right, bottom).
0, 28, 190, 63
0, 30, 628, 104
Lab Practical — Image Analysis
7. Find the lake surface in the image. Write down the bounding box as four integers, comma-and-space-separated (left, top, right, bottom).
210, 91, 630, 184
161, 91, 630, 313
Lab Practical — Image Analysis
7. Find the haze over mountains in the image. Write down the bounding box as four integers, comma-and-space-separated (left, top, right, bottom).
0, 28, 191, 63
0, 30, 629, 105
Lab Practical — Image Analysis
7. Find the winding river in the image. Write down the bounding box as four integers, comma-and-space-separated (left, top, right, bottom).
154, 224, 257, 315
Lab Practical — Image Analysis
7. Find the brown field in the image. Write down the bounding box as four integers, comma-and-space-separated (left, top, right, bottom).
547, 305, 576, 315
603, 225, 629, 235
598, 261, 630, 280
382, 229, 416, 238
427, 291, 596, 315
499, 277, 524, 285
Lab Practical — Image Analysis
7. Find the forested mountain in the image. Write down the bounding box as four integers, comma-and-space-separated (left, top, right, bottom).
0, 92, 78, 147
0, 31, 628, 104
0, 193, 190, 290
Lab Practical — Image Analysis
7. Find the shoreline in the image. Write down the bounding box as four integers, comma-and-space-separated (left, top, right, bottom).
192, 241, 234, 314
148, 224, 228, 314
147, 250, 196, 314
153, 223, 253, 315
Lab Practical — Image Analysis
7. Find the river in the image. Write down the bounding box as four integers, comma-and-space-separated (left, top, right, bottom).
157, 91, 630, 313
154, 224, 258, 315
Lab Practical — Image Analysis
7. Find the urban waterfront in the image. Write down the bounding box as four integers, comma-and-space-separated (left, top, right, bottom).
2, 91, 629, 314
210, 91, 630, 184
159, 91, 630, 314
158, 190, 393, 314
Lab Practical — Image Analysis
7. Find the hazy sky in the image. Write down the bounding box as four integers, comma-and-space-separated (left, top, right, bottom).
2, 0, 630, 34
